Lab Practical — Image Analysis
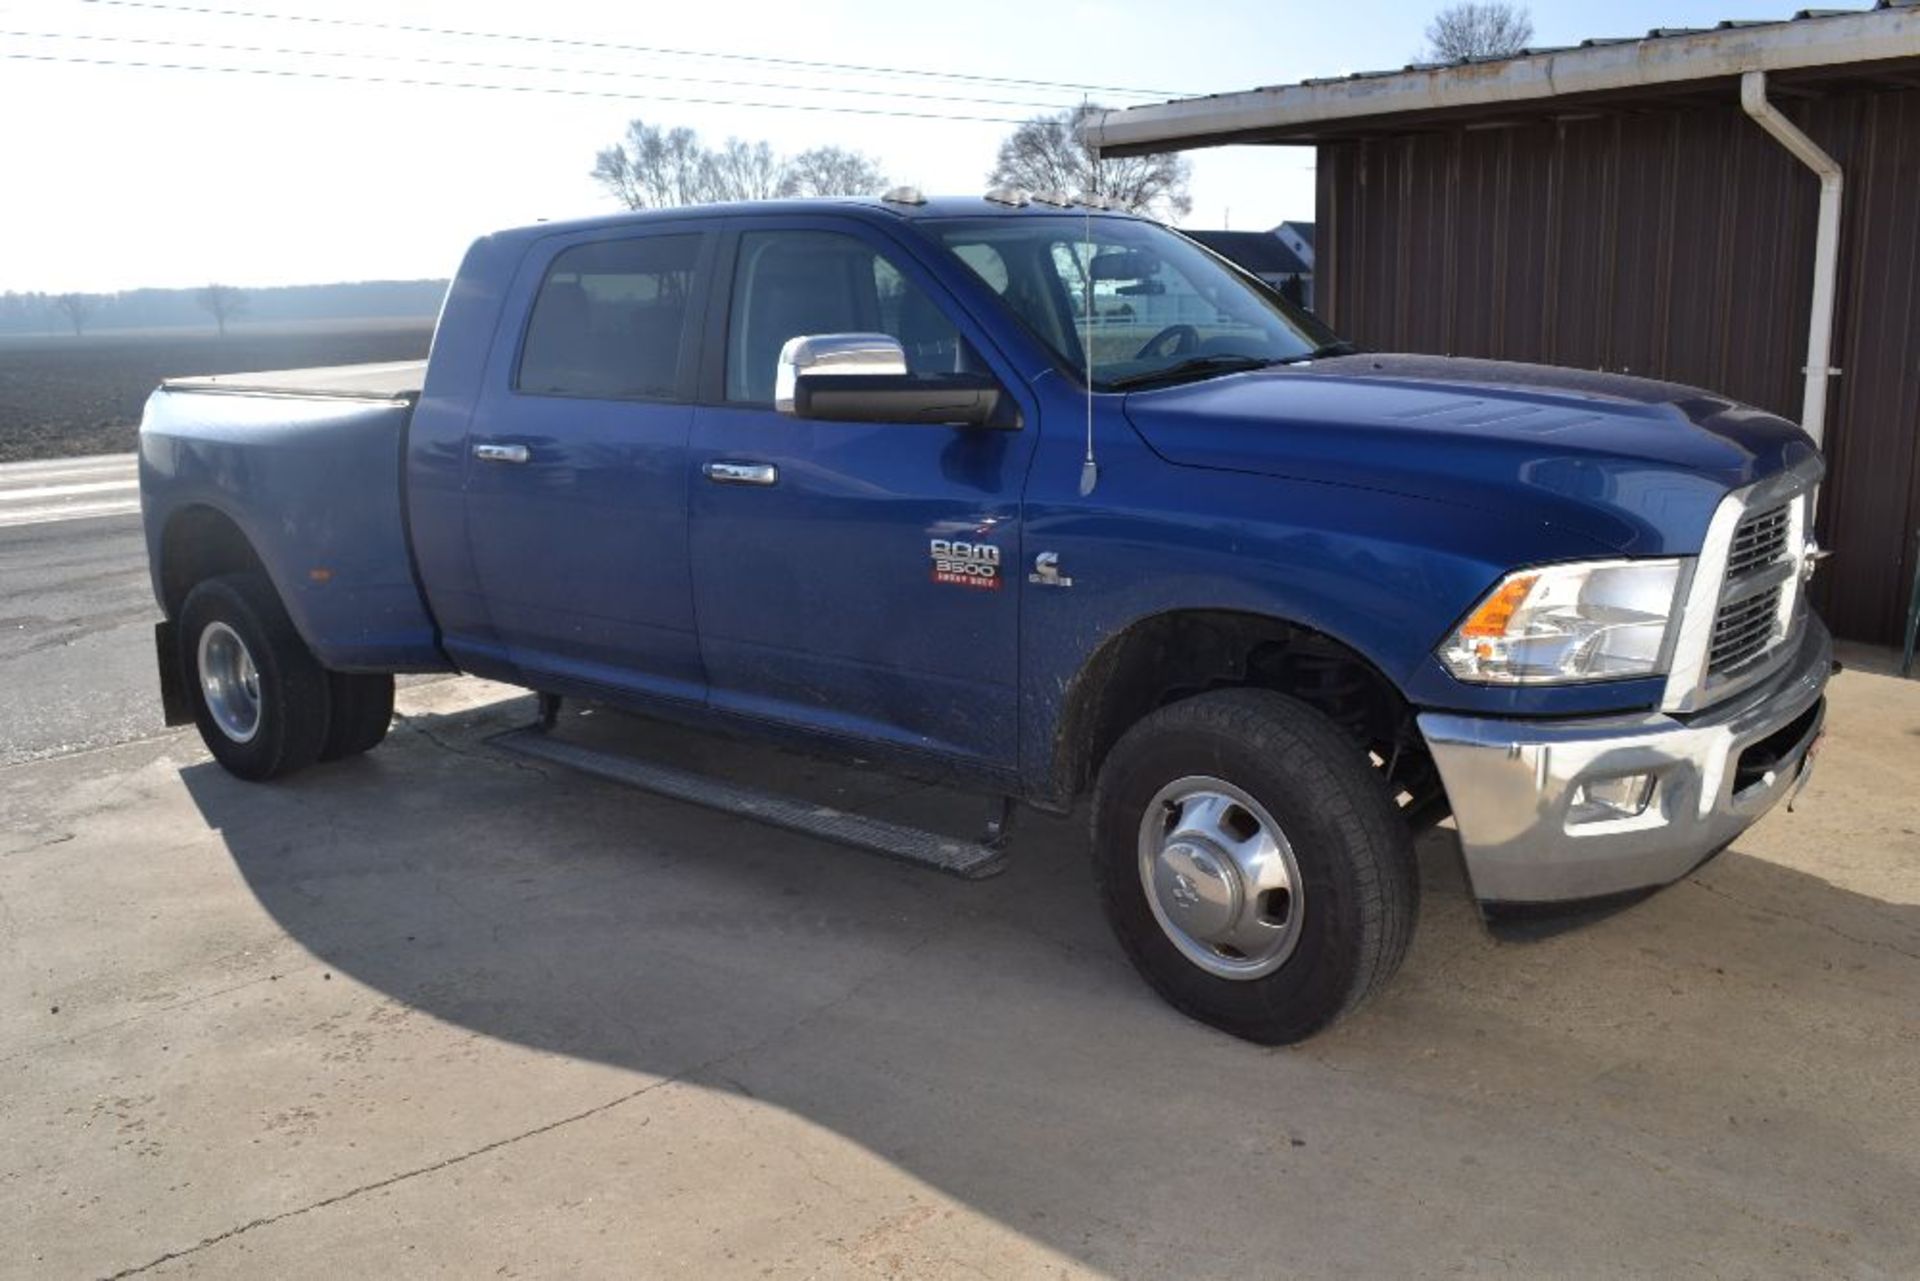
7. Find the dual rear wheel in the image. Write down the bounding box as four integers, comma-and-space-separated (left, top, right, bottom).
178, 572, 393, 781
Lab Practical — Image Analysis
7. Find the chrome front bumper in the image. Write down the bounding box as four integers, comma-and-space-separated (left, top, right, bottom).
1419, 618, 1831, 904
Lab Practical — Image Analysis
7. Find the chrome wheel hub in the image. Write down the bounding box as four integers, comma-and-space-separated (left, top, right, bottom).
197, 620, 262, 744
1138, 776, 1304, 980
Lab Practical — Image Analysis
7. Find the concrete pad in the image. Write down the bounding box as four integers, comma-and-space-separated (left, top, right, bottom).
2, 671, 1918, 1278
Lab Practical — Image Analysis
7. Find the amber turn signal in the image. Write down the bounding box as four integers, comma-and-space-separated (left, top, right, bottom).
1456, 572, 1538, 640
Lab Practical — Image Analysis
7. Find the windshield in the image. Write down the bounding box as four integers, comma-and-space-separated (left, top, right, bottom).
924, 216, 1345, 391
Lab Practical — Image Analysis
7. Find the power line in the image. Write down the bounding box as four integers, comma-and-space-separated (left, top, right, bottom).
0, 49, 1037, 121
68, 0, 1189, 99
2, 28, 1085, 110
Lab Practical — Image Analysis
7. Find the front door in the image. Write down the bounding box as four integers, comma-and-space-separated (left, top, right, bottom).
461, 227, 712, 703
688, 222, 1037, 767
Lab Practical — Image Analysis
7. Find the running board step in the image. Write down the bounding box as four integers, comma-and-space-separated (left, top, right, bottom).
491, 728, 1009, 880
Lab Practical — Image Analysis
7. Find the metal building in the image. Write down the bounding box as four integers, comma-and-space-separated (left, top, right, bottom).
1091, 4, 1920, 646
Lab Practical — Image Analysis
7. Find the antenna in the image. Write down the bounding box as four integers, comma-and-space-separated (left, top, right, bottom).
1078, 98, 1100, 497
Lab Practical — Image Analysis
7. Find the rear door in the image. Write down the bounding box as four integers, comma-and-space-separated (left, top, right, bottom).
461, 225, 713, 703
687, 219, 1039, 768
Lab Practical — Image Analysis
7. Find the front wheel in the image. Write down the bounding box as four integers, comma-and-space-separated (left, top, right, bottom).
1092, 689, 1418, 1044
178, 572, 332, 781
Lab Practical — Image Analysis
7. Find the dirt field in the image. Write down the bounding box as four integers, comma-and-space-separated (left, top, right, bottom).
0, 318, 435, 463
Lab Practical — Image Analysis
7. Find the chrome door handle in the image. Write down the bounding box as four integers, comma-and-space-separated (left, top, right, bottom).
703, 460, 778, 486
473, 442, 530, 464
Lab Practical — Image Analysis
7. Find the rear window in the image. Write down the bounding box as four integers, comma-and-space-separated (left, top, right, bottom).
517, 234, 701, 400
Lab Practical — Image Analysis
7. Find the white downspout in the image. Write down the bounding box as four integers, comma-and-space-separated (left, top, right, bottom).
1740, 69, 1842, 450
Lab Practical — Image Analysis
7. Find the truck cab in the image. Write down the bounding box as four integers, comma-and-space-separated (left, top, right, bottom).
138, 192, 1830, 1043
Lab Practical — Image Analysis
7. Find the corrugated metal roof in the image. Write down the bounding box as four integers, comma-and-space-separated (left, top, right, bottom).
1090, 1, 1920, 153
1207, 2, 1901, 100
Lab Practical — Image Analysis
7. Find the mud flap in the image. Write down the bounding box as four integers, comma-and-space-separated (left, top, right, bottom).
155, 620, 192, 726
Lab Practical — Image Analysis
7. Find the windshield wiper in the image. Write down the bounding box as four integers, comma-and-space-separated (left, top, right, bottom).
1103, 354, 1277, 391
1270, 341, 1358, 365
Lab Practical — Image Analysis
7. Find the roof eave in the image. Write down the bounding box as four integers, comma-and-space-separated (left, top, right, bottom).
1088, 7, 1920, 155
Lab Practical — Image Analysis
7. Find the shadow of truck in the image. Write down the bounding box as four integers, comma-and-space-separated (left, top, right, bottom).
180, 692, 1920, 1276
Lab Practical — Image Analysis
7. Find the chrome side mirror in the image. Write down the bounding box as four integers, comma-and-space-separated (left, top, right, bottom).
774, 333, 907, 415
774, 331, 1018, 430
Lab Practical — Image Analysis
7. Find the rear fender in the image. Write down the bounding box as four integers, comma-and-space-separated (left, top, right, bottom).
139, 389, 449, 672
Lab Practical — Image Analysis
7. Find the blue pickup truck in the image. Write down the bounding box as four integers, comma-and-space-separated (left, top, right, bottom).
138, 192, 1830, 1043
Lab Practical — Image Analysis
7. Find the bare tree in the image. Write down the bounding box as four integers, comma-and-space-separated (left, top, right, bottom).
51, 293, 95, 337
592, 121, 714, 210
990, 103, 1192, 221
779, 146, 888, 198
196, 283, 247, 335
592, 121, 889, 210
707, 138, 786, 201
1424, 1, 1533, 60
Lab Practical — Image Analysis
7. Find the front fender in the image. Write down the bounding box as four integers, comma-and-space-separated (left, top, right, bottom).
1013, 422, 1660, 798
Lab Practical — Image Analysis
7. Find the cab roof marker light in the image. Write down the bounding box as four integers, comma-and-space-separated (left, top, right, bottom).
984, 186, 1032, 207
1031, 189, 1075, 207
881, 185, 927, 205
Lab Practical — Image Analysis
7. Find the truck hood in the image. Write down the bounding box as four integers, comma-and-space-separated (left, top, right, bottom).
1121, 354, 1819, 555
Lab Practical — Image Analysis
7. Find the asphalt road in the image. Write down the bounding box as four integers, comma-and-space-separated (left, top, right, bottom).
0, 454, 161, 765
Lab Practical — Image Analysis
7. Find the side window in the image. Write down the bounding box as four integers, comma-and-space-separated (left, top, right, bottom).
946, 235, 1074, 357
518, 234, 701, 400
725, 230, 968, 404
950, 242, 1009, 294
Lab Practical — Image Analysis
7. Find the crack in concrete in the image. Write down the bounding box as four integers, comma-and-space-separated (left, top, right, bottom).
97, 925, 950, 1279
0, 725, 192, 772
394, 712, 554, 780
704, 1073, 851, 1202
1686, 875, 1920, 964
0, 965, 319, 1070
0, 830, 74, 856
97, 1073, 679, 1280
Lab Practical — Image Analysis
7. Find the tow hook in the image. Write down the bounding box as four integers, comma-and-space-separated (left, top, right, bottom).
1786, 731, 1824, 812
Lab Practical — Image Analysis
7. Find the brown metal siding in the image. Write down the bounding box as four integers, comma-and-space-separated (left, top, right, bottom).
1318, 87, 1920, 645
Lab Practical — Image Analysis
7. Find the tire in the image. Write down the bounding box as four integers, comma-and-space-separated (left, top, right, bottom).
177, 572, 332, 782
320, 672, 395, 761
1091, 689, 1418, 1044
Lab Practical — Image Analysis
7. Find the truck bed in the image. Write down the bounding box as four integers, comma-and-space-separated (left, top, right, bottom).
140, 361, 443, 672
160, 360, 426, 401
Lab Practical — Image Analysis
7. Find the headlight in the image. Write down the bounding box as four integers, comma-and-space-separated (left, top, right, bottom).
1439, 559, 1685, 684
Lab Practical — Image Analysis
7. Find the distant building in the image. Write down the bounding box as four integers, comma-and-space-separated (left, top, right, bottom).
1184, 224, 1315, 309
1273, 221, 1315, 274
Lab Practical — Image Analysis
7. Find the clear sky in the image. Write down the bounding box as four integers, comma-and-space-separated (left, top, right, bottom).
0, 0, 1844, 293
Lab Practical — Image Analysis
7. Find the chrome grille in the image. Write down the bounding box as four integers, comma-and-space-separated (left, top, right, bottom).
1663, 456, 1820, 714
1709, 585, 1784, 675
1725, 502, 1792, 578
